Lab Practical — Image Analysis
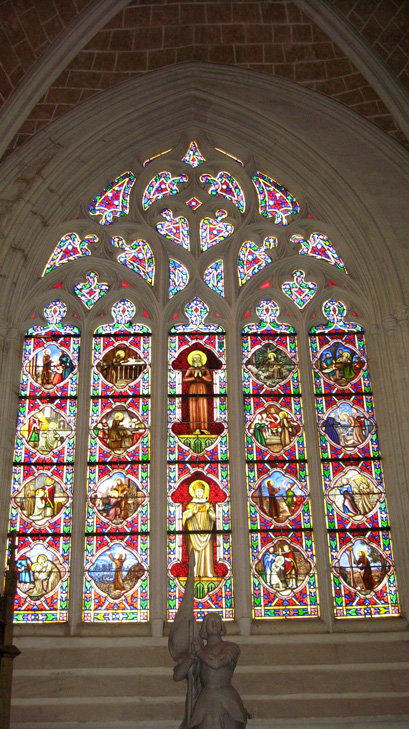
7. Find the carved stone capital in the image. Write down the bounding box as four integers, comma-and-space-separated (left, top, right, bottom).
382, 316, 398, 333
395, 304, 409, 323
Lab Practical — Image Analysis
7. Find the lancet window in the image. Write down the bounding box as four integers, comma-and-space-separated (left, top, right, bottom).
5, 137, 400, 625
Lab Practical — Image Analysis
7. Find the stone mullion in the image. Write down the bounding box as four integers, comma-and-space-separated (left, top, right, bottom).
227, 314, 252, 634
69, 324, 93, 633
149, 318, 168, 635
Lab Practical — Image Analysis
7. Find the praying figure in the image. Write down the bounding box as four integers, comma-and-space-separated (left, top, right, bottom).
183, 350, 212, 435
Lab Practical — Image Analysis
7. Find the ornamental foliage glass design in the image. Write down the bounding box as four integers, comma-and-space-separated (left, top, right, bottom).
242, 300, 318, 618
253, 172, 299, 224
111, 237, 155, 286
157, 209, 190, 249
203, 260, 224, 297
182, 140, 206, 167
169, 259, 189, 297
291, 233, 347, 273
200, 172, 245, 213
238, 238, 277, 286
281, 270, 317, 309
74, 272, 109, 309
89, 171, 136, 225
42, 233, 97, 276
200, 210, 233, 251
168, 299, 232, 621
84, 300, 151, 622
309, 299, 399, 618
9, 301, 79, 622
142, 171, 188, 210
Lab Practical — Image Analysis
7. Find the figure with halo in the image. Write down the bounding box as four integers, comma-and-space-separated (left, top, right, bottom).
183, 480, 216, 579
183, 350, 212, 435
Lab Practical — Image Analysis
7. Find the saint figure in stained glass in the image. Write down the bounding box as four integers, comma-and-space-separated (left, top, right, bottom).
183, 480, 216, 578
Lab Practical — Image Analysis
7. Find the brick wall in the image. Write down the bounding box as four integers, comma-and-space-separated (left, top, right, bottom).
1, 0, 409, 155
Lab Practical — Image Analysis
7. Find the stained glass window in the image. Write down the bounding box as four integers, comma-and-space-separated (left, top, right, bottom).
89, 171, 136, 225
84, 299, 150, 622
9, 300, 79, 622
182, 141, 206, 167
238, 238, 277, 286
156, 209, 190, 249
111, 237, 155, 285
200, 172, 245, 213
203, 260, 224, 297
291, 233, 347, 272
42, 233, 97, 276
169, 259, 189, 297
253, 172, 299, 224
309, 299, 399, 618
281, 270, 317, 309
168, 298, 232, 620
74, 272, 109, 309
242, 300, 318, 618
200, 210, 233, 251
142, 171, 188, 210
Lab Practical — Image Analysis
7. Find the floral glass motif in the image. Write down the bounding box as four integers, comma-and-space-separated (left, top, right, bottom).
89, 171, 135, 226
200, 210, 234, 251
182, 141, 206, 167
42, 233, 97, 276
203, 260, 224, 297
242, 300, 318, 618
238, 238, 277, 286
156, 209, 190, 249
281, 270, 317, 309
200, 172, 245, 214
84, 300, 151, 622
253, 172, 299, 225
168, 299, 232, 620
186, 197, 202, 210
169, 259, 189, 297
309, 299, 399, 618
111, 237, 154, 286
74, 272, 109, 309
291, 233, 347, 273
9, 300, 79, 622
143, 171, 188, 210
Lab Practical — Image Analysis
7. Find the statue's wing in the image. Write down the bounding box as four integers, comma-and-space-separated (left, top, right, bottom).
168, 550, 200, 662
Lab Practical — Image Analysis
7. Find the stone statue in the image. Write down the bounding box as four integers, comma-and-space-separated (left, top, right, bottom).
169, 552, 250, 729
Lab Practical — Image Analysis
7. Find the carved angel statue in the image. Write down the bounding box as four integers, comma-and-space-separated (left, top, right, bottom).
169, 552, 250, 729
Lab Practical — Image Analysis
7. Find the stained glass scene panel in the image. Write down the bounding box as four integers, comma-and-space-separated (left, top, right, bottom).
9, 301, 79, 622
242, 300, 318, 619
309, 299, 399, 618
84, 301, 150, 622
168, 304, 232, 621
